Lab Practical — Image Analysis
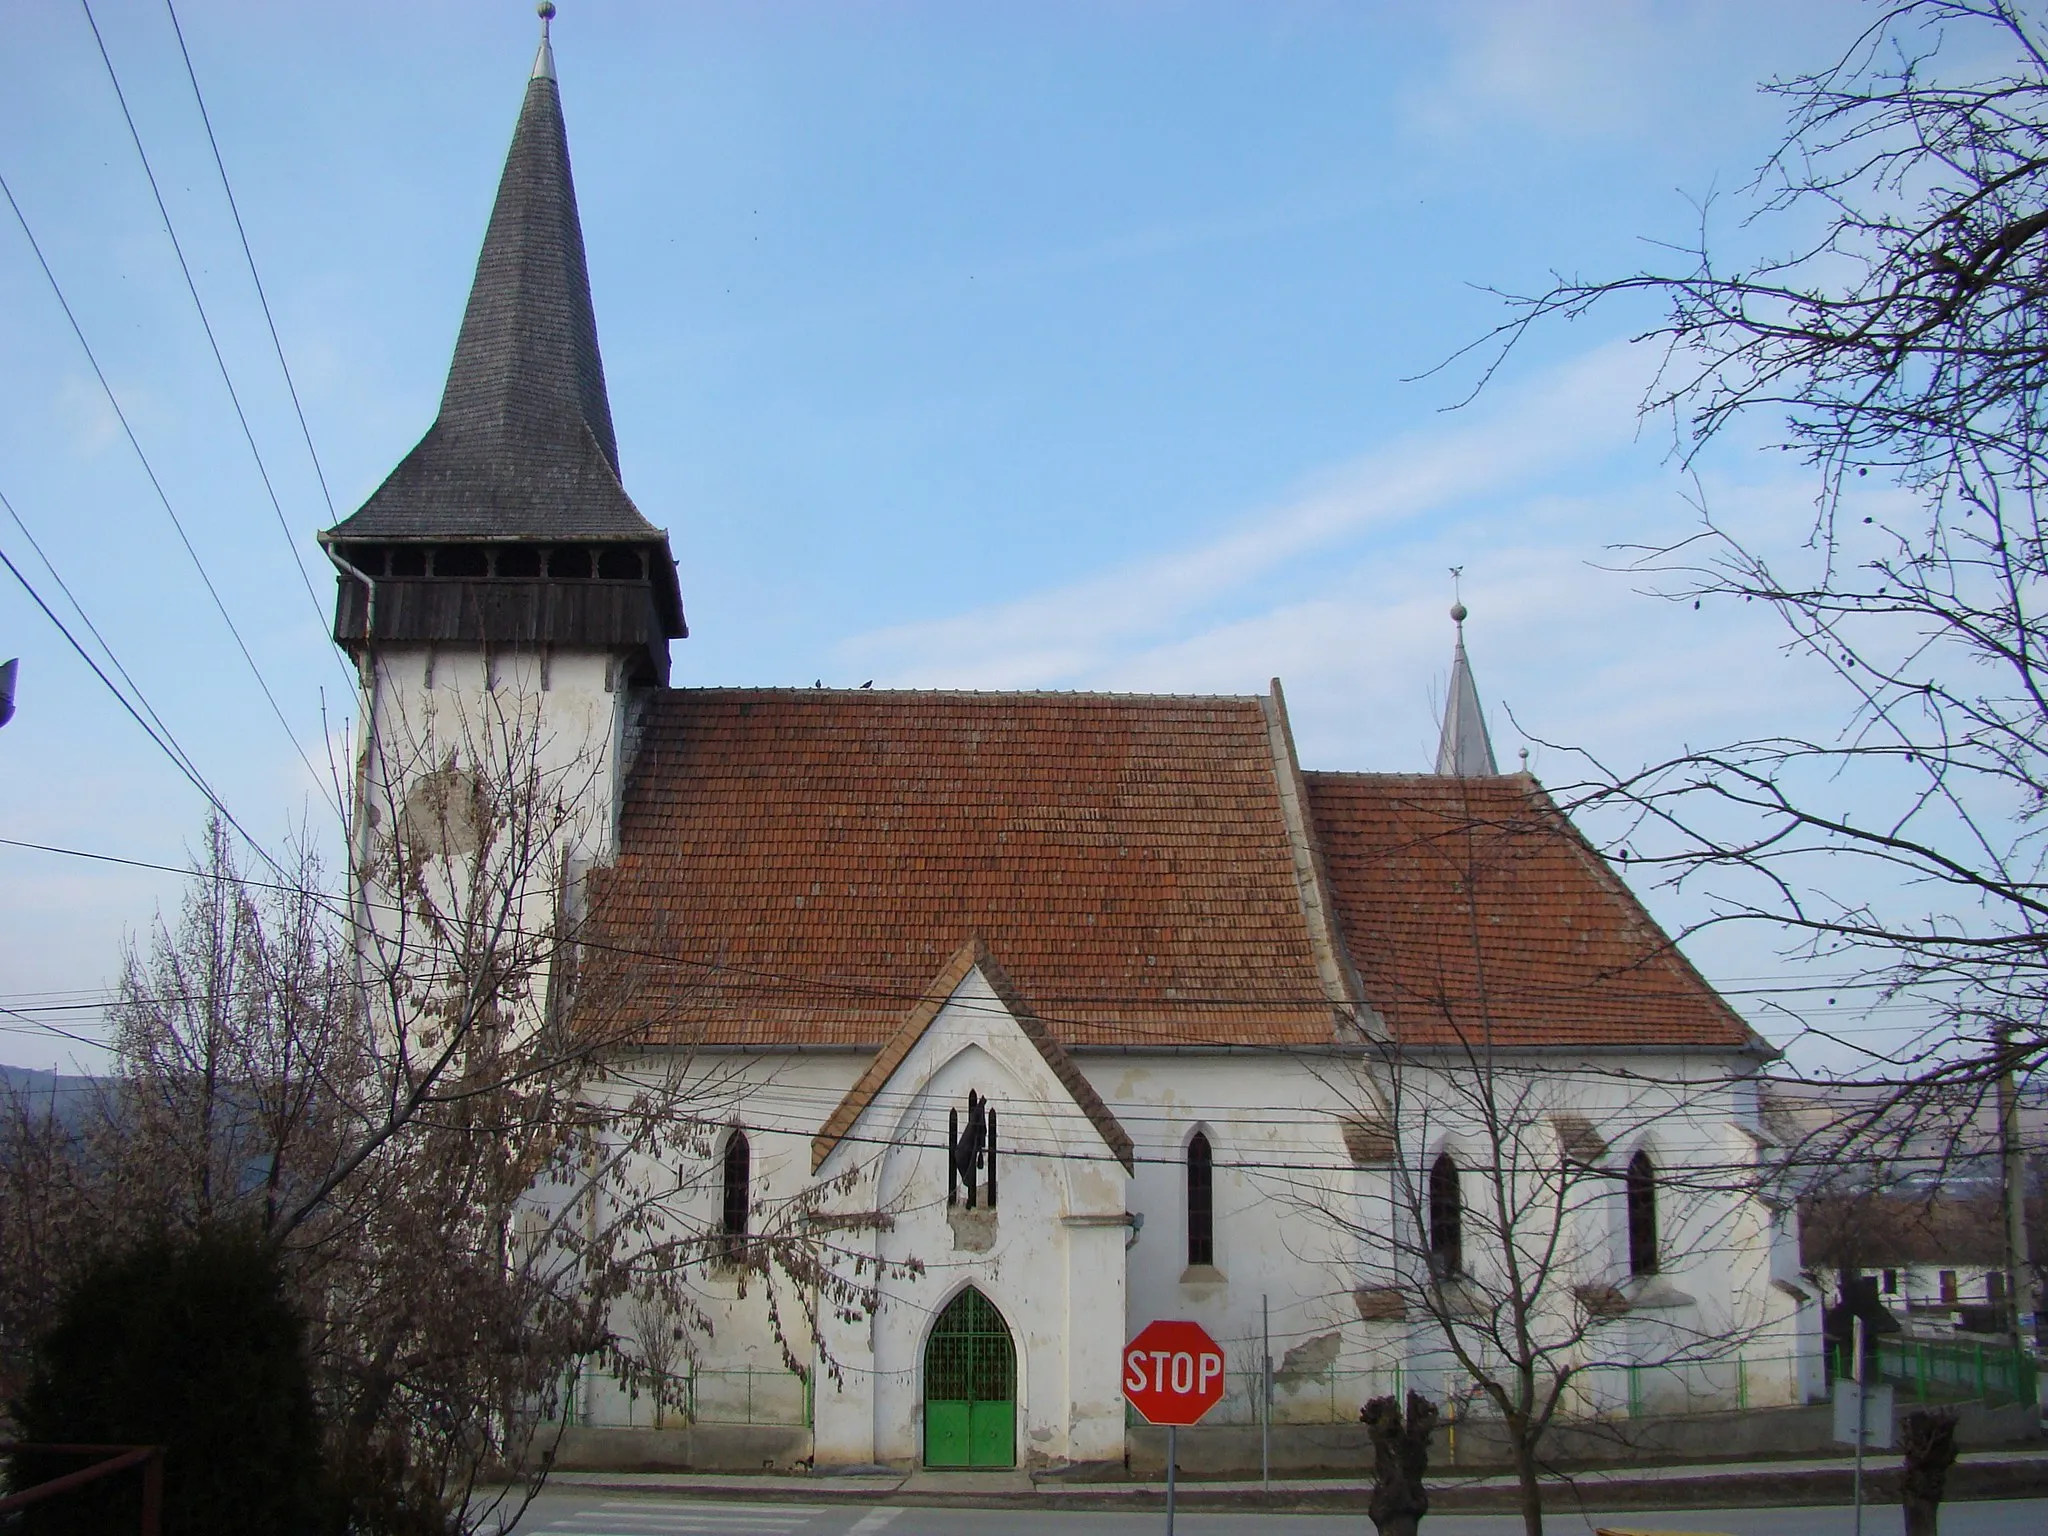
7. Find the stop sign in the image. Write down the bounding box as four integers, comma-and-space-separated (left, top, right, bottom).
1122, 1319, 1226, 1426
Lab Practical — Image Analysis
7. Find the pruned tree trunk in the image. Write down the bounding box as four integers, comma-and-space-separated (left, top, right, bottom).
1361, 1390, 1438, 1536
1899, 1407, 1959, 1536
1509, 1428, 1543, 1536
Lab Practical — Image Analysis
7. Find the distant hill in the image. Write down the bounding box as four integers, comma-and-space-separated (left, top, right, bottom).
0, 1064, 103, 1130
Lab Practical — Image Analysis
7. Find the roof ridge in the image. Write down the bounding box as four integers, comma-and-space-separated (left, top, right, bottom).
652, 686, 1271, 703
1304, 769, 1540, 785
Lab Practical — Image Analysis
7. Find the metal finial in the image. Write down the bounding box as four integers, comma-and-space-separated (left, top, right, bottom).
531, 2, 558, 81
1449, 566, 1466, 625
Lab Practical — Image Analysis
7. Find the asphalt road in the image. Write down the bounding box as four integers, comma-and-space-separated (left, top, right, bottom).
497, 1490, 2048, 1536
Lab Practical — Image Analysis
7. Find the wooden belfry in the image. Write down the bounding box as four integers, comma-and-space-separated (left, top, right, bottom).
947, 1090, 998, 1209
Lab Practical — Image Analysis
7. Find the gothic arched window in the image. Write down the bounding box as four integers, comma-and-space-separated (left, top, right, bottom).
1626, 1150, 1659, 1277
1187, 1133, 1214, 1267
722, 1129, 751, 1253
1428, 1152, 1464, 1278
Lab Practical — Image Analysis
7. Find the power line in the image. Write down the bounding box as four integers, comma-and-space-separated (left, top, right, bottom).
160, 0, 340, 532
0, 484, 210, 796
0, 543, 269, 859
0, 822, 1978, 1068
0, 165, 338, 827
77, 0, 339, 668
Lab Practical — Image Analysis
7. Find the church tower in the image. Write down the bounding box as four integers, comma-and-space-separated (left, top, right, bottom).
321, 11, 682, 878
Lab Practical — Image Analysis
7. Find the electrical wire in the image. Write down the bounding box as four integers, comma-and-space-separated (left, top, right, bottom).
0, 165, 339, 827
0, 823, 1800, 1068
161, 0, 342, 530
0, 823, 1993, 1085
0, 544, 269, 861
78, 0, 340, 671
0, 484, 212, 797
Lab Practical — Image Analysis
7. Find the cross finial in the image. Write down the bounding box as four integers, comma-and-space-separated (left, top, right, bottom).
1449, 566, 1467, 626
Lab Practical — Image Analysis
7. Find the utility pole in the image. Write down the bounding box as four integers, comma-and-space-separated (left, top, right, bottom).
1997, 1024, 2034, 1354
1260, 1293, 1271, 1492
1851, 1315, 1866, 1536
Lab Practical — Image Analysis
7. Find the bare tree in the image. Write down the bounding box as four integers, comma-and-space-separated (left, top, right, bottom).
1449, 0, 2048, 1327
0, 690, 904, 1532
1277, 781, 1798, 1536
1326, 1047, 1780, 1536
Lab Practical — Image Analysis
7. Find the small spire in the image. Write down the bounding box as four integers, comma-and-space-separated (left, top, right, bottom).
532, 2, 557, 82
1435, 575, 1500, 777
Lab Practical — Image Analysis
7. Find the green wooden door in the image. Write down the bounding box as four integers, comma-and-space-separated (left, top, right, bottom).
923, 1287, 1016, 1468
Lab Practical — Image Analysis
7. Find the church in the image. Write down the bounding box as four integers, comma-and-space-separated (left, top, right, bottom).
321, 20, 1819, 1473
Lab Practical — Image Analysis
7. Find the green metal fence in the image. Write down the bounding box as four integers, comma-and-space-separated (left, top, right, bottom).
1122, 1354, 1816, 1427
586, 1367, 812, 1430
1124, 1367, 1411, 1428
1863, 1338, 2038, 1406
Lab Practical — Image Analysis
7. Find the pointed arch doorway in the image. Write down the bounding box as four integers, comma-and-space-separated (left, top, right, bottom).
923, 1287, 1016, 1467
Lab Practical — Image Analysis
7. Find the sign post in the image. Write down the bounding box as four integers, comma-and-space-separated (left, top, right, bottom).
1830, 1316, 1893, 1536
1123, 1320, 1227, 1536
1853, 1316, 1865, 1536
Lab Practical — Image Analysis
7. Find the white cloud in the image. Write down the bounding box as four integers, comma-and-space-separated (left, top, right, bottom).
1406, 0, 1677, 140
835, 337, 1859, 791
1399, 0, 1831, 147
839, 340, 1655, 689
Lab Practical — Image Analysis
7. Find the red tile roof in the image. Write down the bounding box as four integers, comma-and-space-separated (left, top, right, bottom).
580, 689, 1342, 1047
1303, 773, 1759, 1050
576, 691, 1757, 1053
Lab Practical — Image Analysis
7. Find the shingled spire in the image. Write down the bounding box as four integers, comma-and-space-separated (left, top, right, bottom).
1435, 600, 1500, 777
323, 7, 684, 680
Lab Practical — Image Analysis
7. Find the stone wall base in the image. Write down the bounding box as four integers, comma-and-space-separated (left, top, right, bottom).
1128, 1398, 2041, 1475
544, 1425, 810, 1473
543, 1399, 2038, 1477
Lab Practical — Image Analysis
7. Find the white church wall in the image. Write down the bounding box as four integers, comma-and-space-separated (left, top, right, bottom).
809, 968, 1131, 1469
1087, 1052, 1366, 1426
577, 1050, 862, 1432
579, 1012, 1812, 1464
359, 647, 626, 855
1084, 1047, 1809, 1424
349, 646, 632, 1044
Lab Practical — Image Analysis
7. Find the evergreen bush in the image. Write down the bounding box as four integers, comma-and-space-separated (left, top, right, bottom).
4, 1227, 328, 1535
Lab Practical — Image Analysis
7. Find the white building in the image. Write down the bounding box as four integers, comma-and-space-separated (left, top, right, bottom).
323, 21, 1818, 1473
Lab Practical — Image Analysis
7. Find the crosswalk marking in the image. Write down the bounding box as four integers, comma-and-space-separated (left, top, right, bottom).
546, 1522, 805, 1534
544, 1500, 821, 1536
597, 1504, 827, 1516
545, 1521, 806, 1535
843, 1509, 904, 1535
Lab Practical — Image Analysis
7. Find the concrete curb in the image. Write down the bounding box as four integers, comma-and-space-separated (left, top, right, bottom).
540, 1450, 2048, 1512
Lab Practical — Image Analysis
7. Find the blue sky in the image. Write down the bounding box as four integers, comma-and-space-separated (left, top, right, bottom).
0, 1, 1915, 1069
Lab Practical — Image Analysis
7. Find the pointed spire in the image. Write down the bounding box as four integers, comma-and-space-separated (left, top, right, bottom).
329, 4, 665, 546
439, 5, 617, 475
1435, 592, 1500, 777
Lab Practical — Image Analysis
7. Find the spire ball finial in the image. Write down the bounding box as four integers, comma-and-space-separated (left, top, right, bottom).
1450, 601, 1468, 624
531, 2, 558, 80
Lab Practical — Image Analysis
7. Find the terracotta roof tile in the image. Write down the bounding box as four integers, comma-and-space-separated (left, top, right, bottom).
580, 689, 1339, 1048
1303, 773, 1758, 1050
